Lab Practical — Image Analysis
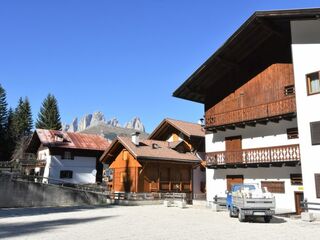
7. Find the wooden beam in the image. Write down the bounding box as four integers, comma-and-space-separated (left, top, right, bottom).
235, 123, 246, 129
226, 125, 236, 130
246, 121, 256, 127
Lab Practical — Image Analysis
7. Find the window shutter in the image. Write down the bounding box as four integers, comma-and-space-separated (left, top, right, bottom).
315, 174, 320, 198
310, 121, 320, 145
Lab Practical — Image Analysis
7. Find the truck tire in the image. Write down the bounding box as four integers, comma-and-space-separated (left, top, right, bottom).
264, 216, 272, 223
238, 211, 246, 222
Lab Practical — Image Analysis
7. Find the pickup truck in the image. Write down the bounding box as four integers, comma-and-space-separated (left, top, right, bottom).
226, 183, 275, 222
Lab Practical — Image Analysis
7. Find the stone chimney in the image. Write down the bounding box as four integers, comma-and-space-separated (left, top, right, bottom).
131, 132, 140, 146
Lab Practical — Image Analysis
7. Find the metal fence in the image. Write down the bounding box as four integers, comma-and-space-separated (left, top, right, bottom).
301, 199, 320, 211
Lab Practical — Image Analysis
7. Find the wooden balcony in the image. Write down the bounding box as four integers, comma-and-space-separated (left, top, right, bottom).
206, 144, 300, 168
205, 96, 296, 129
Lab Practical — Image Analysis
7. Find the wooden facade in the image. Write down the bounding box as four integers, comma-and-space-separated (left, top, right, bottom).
206, 144, 300, 168
205, 64, 296, 129
109, 149, 193, 193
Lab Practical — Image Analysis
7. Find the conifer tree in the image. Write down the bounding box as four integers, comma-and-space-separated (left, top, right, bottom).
14, 97, 33, 137
0, 84, 8, 161
36, 94, 62, 130
5, 108, 16, 160
0, 84, 8, 138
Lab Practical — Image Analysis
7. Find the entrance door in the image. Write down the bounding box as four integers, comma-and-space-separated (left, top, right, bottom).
225, 136, 242, 164
294, 192, 304, 215
226, 175, 244, 192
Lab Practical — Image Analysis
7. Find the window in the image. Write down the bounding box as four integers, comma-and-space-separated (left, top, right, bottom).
290, 174, 303, 185
261, 181, 285, 193
306, 71, 320, 95
60, 170, 73, 179
310, 121, 320, 145
63, 151, 73, 160
315, 174, 320, 198
287, 128, 299, 139
284, 85, 295, 96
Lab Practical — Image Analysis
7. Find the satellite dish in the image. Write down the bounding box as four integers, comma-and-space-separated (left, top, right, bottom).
92, 169, 97, 176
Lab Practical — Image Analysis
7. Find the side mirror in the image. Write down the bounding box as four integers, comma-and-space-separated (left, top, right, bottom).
225, 190, 229, 194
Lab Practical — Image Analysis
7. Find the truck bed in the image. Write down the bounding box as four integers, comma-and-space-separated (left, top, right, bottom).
233, 196, 275, 209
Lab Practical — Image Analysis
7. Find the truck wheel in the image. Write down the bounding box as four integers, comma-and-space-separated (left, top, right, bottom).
264, 216, 272, 223
238, 211, 245, 222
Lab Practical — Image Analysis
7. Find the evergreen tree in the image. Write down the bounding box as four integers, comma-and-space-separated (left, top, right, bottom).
14, 97, 33, 137
36, 94, 62, 130
0, 84, 8, 138
5, 108, 16, 160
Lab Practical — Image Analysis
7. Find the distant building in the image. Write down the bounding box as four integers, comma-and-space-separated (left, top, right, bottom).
173, 8, 320, 214
26, 129, 109, 184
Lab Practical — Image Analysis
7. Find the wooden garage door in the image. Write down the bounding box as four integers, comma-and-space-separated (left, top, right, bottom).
226, 175, 244, 191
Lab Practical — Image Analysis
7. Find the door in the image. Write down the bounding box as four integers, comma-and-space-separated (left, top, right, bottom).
294, 191, 304, 215
225, 136, 242, 164
226, 175, 244, 192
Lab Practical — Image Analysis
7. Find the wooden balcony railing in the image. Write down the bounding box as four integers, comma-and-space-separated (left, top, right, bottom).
205, 96, 296, 127
206, 144, 300, 166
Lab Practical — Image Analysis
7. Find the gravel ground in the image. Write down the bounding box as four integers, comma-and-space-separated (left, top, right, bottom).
0, 205, 319, 240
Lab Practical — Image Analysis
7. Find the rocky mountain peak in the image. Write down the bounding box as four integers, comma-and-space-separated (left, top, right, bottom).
62, 112, 145, 133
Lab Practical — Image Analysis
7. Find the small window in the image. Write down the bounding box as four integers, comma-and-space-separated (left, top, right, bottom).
290, 174, 303, 185
306, 71, 320, 95
284, 85, 295, 96
261, 181, 285, 193
60, 170, 73, 179
310, 121, 320, 145
287, 128, 299, 139
63, 151, 73, 160
315, 174, 320, 198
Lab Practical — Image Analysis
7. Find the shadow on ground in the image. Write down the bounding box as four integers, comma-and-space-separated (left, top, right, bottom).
0, 216, 114, 239
246, 216, 287, 224
0, 205, 114, 218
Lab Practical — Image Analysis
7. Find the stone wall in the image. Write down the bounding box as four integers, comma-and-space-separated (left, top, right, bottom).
0, 173, 110, 208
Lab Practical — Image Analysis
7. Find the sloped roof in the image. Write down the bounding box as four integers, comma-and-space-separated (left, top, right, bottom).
173, 8, 320, 103
100, 136, 200, 164
148, 118, 205, 140
27, 129, 110, 152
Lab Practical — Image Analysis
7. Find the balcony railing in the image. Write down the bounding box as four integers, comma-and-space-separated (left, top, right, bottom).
205, 96, 296, 128
206, 144, 300, 166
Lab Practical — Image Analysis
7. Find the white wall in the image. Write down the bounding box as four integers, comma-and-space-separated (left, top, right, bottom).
206, 166, 302, 212
291, 20, 320, 206
48, 155, 97, 184
206, 119, 299, 153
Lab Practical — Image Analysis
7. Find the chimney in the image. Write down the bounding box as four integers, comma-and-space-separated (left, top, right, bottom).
131, 132, 140, 146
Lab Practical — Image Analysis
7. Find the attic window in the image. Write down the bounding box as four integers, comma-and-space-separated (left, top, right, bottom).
284, 85, 295, 96
63, 151, 73, 160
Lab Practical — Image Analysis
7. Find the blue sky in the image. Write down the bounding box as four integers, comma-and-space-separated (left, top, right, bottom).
1, 1, 319, 132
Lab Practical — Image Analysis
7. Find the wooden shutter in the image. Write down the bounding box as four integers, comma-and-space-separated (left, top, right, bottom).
261, 181, 285, 193
315, 174, 320, 198
310, 121, 320, 145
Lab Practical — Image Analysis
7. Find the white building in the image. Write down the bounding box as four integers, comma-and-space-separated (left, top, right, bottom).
173, 8, 320, 214
26, 129, 110, 185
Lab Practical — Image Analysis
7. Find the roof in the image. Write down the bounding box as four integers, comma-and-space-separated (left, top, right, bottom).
27, 129, 110, 152
148, 118, 205, 140
100, 136, 200, 164
173, 8, 320, 103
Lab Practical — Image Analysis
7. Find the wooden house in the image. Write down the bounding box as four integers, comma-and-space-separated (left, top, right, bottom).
148, 118, 206, 196
173, 8, 320, 214
100, 132, 200, 196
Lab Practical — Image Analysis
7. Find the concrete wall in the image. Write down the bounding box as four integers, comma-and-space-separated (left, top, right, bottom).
291, 20, 320, 207
206, 166, 302, 212
0, 173, 109, 208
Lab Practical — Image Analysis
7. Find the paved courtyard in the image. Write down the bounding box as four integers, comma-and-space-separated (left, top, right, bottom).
0, 205, 319, 240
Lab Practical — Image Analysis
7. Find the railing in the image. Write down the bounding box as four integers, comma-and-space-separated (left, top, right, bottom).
19, 160, 47, 167
301, 199, 320, 212
206, 144, 300, 166
205, 96, 296, 127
